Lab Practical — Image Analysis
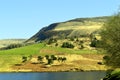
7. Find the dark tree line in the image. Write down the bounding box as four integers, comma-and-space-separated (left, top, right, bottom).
22, 55, 67, 65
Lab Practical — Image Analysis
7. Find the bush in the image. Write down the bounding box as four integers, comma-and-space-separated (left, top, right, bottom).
55, 43, 58, 46
90, 38, 99, 47
80, 44, 84, 49
47, 38, 57, 44
22, 56, 27, 63
47, 59, 53, 64
51, 55, 57, 60
38, 56, 43, 62
61, 42, 74, 48
70, 37, 74, 41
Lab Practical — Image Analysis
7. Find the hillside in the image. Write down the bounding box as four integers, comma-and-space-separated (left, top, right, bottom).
0, 43, 106, 72
27, 16, 109, 42
0, 39, 26, 48
0, 16, 109, 72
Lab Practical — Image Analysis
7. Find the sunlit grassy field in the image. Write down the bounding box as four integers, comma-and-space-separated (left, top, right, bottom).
0, 43, 101, 71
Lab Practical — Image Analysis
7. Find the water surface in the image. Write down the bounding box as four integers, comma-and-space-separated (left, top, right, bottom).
0, 71, 106, 80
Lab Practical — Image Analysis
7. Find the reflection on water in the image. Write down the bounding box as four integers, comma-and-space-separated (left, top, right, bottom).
0, 71, 106, 80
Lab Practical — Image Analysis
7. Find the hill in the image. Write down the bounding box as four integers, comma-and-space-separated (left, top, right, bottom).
27, 16, 109, 42
0, 39, 26, 48
0, 43, 106, 72
0, 16, 108, 72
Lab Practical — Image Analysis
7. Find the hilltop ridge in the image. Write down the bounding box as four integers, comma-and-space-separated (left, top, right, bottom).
27, 16, 110, 43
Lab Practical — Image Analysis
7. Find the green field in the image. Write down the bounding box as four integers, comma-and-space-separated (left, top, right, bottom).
0, 43, 100, 71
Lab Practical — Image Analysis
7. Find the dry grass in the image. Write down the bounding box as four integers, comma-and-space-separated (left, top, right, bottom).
13, 54, 107, 72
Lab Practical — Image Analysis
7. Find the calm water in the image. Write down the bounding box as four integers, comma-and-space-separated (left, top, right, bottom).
0, 71, 106, 80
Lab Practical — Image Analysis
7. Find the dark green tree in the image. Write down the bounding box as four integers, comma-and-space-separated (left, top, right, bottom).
61, 42, 74, 48
47, 38, 57, 45
51, 55, 57, 60
45, 55, 49, 60
47, 59, 53, 65
100, 13, 120, 67
90, 37, 99, 47
38, 56, 43, 63
22, 56, 27, 63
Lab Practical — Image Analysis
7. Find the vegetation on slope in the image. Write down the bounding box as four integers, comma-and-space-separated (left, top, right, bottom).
0, 39, 26, 48
0, 16, 110, 72
0, 42, 100, 71
100, 13, 120, 79
27, 16, 109, 42
100, 13, 120, 67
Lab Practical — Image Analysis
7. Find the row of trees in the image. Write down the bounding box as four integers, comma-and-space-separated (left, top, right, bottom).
22, 55, 67, 65
5, 43, 23, 49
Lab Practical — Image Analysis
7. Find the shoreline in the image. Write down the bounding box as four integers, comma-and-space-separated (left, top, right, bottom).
0, 70, 107, 73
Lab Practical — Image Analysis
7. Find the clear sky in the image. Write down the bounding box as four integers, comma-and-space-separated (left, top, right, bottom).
0, 0, 119, 39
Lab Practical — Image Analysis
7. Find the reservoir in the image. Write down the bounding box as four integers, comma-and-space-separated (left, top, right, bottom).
0, 71, 106, 80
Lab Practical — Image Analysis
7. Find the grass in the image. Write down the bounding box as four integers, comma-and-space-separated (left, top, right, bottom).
0, 43, 45, 55
40, 46, 98, 55
111, 69, 120, 75
0, 43, 45, 70
54, 21, 103, 31
0, 43, 102, 71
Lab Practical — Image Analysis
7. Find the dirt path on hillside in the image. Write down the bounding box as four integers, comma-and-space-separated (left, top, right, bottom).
12, 54, 107, 72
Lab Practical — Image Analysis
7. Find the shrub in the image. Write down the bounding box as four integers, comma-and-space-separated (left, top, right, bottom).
22, 56, 27, 63
61, 42, 74, 48
55, 43, 58, 46
80, 44, 84, 49
51, 55, 57, 60
47, 38, 57, 44
38, 56, 43, 62
47, 59, 53, 64
90, 38, 99, 47
45, 55, 49, 60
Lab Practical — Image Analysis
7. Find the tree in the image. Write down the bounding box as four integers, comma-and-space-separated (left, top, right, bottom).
90, 37, 99, 47
61, 42, 74, 48
51, 55, 57, 60
22, 56, 27, 63
45, 55, 49, 60
47, 59, 53, 65
47, 38, 57, 45
100, 13, 120, 67
38, 56, 43, 63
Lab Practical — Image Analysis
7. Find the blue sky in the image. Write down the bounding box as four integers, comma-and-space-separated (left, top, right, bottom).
0, 0, 119, 39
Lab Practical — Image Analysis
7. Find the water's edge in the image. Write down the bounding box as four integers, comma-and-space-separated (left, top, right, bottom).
0, 71, 106, 80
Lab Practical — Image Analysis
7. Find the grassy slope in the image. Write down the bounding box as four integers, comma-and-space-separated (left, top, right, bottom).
0, 43, 44, 55
0, 39, 26, 48
0, 43, 44, 70
0, 43, 99, 71
54, 21, 103, 31
0, 42, 98, 55
27, 17, 108, 42
40, 46, 97, 55
53, 21, 103, 37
